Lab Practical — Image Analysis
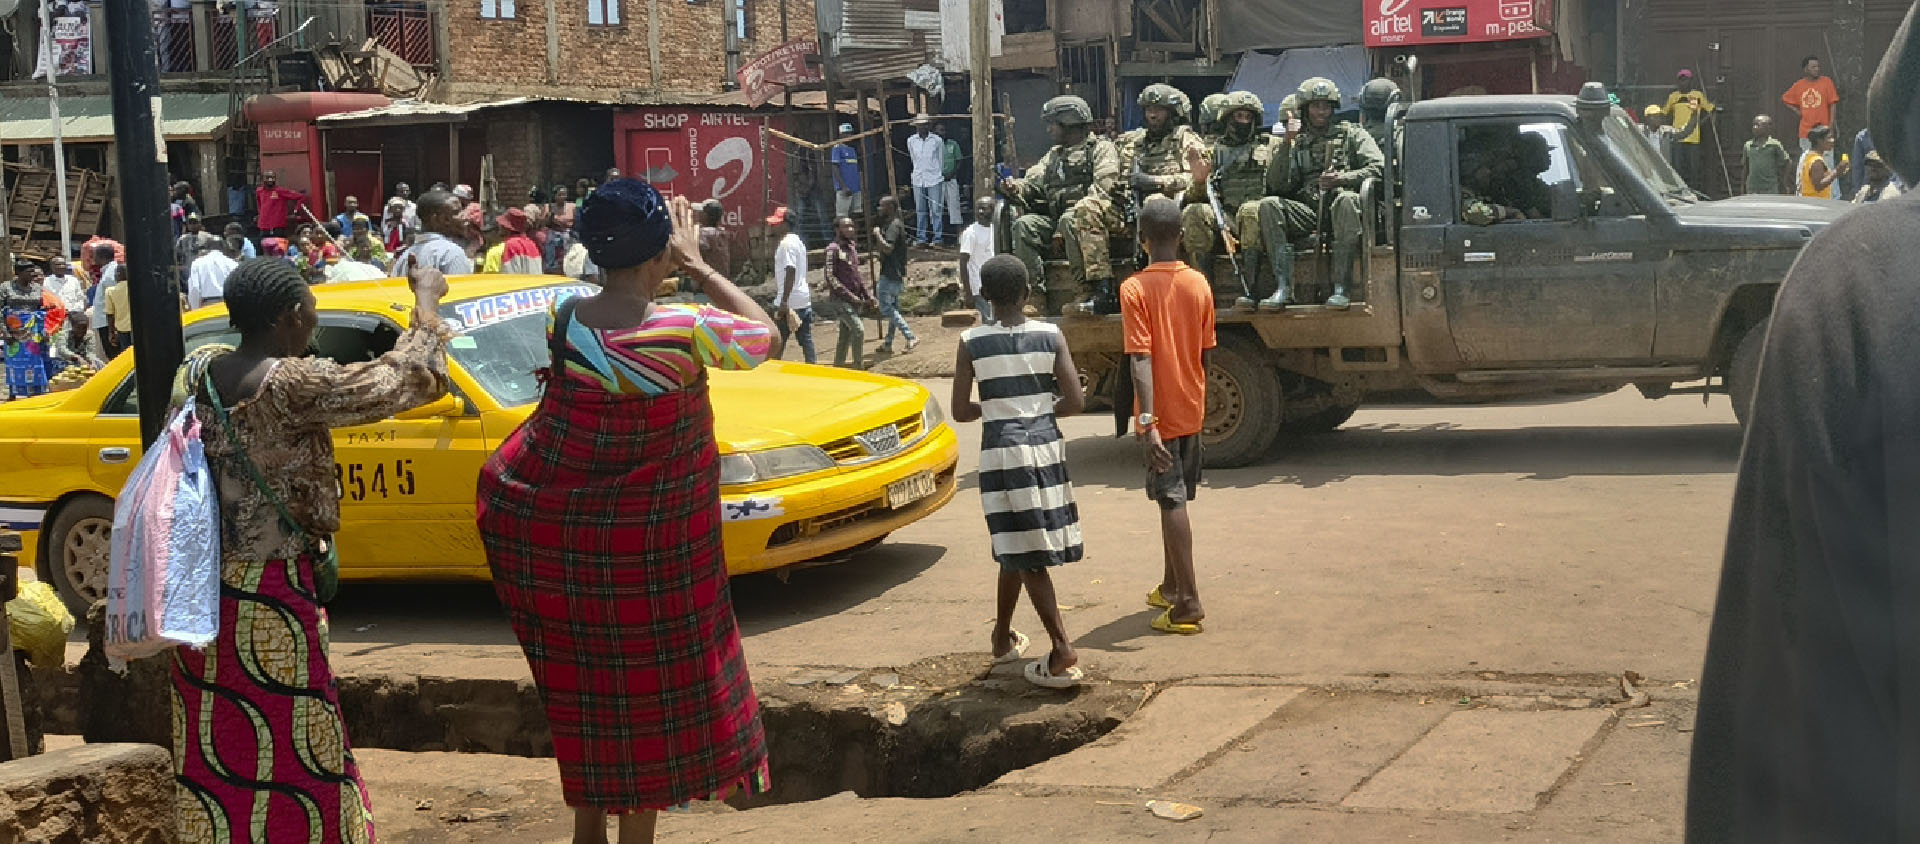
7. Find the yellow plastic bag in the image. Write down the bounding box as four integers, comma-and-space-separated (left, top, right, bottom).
7, 581, 75, 669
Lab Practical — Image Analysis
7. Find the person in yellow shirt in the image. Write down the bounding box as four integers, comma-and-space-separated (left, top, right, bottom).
103, 273, 134, 350
1665, 69, 1716, 189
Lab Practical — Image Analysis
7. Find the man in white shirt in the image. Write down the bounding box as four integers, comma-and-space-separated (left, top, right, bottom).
906, 115, 947, 245
44, 258, 86, 312
185, 242, 237, 310
768, 206, 816, 363
957, 196, 997, 324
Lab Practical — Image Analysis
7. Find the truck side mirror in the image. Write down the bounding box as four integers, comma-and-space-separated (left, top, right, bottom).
1550, 181, 1580, 221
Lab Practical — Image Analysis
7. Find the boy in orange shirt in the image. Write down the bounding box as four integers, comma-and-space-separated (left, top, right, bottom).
1783, 55, 1840, 151
1121, 197, 1216, 634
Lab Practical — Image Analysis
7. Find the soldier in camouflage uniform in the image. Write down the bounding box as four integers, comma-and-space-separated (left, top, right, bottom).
1197, 92, 1228, 140
1255, 77, 1384, 310
1002, 95, 1122, 313
1180, 91, 1285, 308
1359, 78, 1401, 154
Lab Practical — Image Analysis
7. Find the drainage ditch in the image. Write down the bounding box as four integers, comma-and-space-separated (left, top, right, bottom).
59, 644, 1147, 805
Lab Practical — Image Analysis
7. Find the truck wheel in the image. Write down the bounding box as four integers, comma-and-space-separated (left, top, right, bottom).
1201, 336, 1284, 468
1285, 403, 1360, 434
1729, 316, 1770, 427
44, 495, 114, 617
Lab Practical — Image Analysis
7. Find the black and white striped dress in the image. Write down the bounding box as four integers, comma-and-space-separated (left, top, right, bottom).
964, 320, 1084, 570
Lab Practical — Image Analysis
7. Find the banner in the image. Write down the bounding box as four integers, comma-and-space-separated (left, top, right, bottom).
33, 1, 93, 79
1366, 0, 1552, 48
737, 38, 822, 109
613, 108, 791, 234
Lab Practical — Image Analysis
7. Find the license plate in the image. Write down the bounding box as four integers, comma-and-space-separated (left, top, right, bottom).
887, 471, 937, 509
857, 424, 902, 457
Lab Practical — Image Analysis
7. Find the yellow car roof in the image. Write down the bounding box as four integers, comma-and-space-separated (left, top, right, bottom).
185, 274, 575, 327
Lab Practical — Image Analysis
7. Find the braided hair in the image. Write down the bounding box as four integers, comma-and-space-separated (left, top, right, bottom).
224, 258, 309, 334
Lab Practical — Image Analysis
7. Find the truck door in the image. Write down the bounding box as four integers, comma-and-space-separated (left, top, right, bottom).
1439, 118, 1658, 367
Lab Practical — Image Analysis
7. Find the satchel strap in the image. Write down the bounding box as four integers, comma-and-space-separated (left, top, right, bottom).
202, 367, 307, 541
549, 296, 579, 372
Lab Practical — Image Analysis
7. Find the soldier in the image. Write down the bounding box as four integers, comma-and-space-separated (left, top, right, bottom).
1098, 85, 1205, 313
1180, 91, 1285, 308
1197, 92, 1228, 140
1359, 77, 1402, 153
1002, 95, 1122, 314
1255, 77, 1384, 310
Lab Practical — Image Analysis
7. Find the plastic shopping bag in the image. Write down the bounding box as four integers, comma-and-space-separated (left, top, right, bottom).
104, 400, 221, 669
6, 581, 75, 669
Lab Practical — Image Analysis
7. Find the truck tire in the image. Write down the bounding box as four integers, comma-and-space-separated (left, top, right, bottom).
1285, 403, 1360, 434
1202, 335, 1284, 468
44, 496, 113, 617
1729, 316, 1770, 427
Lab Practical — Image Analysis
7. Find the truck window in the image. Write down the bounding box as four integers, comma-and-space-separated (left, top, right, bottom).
1456, 120, 1625, 222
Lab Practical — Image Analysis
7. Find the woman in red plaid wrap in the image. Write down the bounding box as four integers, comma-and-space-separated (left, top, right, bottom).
476, 181, 778, 844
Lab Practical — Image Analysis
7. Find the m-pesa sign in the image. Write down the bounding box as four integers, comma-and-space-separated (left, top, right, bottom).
1366, 0, 1552, 47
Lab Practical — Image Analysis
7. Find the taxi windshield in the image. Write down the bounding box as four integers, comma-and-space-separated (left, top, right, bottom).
441, 282, 599, 407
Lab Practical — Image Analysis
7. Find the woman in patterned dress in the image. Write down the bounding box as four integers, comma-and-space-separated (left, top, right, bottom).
171, 258, 452, 843
476, 181, 777, 844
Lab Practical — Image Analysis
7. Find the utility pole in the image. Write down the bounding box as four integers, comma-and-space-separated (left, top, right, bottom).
970, 0, 994, 201
104, 0, 185, 446
39, 0, 75, 263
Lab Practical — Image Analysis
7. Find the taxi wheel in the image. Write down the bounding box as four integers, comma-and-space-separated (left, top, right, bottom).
46, 496, 114, 617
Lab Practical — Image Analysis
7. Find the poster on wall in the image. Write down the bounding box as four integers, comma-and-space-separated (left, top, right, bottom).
33, 1, 93, 79
737, 38, 821, 109
614, 109, 790, 234
1365, 0, 1552, 48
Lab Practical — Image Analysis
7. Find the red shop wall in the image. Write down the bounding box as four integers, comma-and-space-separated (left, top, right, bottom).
612, 108, 790, 235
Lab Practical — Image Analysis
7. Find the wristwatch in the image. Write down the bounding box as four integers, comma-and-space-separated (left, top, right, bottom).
1136, 412, 1157, 429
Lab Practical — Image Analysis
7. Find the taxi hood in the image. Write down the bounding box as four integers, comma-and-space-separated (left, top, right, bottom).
708, 360, 928, 452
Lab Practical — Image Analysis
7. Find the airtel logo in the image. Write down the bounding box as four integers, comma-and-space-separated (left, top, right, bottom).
1380, 0, 1412, 15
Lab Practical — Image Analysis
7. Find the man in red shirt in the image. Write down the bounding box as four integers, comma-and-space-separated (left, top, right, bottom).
254, 170, 305, 238
1120, 197, 1216, 634
1783, 55, 1841, 151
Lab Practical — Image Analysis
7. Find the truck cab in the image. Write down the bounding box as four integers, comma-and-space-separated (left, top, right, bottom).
1062, 85, 1851, 468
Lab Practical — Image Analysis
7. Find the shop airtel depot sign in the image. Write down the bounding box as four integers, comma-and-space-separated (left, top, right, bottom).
1367, 0, 1553, 47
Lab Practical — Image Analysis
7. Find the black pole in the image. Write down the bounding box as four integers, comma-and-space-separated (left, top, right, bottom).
104, 0, 186, 446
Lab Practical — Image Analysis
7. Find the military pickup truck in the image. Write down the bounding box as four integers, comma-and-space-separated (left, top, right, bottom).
1061, 83, 1850, 468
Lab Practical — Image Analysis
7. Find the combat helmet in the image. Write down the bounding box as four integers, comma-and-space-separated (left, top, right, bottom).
1199, 92, 1227, 130
1360, 78, 1401, 112
1138, 83, 1192, 122
1296, 77, 1342, 108
1219, 90, 1265, 121
1278, 94, 1299, 119
1041, 95, 1094, 126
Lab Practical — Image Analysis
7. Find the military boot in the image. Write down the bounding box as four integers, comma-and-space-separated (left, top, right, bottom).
1325, 241, 1357, 310
1233, 249, 1260, 312
1257, 242, 1294, 312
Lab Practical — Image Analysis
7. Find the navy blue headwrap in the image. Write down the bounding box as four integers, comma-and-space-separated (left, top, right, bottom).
577, 178, 672, 270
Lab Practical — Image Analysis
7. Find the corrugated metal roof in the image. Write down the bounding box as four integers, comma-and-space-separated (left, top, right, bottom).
834, 47, 933, 84
314, 96, 539, 126
841, 0, 912, 50
0, 91, 231, 145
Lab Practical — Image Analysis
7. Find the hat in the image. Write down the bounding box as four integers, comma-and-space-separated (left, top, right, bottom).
387, 197, 408, 208
496, 208, 529, 234
185, 211, 202, 222
1677, 69, 1695, 79
1643, 104, 1664, 117
912, 113, 932, 126
839, 123, 853, 134
1867, 149, 1887, 165
453, 184, 475, 200
766, 206, 790, 225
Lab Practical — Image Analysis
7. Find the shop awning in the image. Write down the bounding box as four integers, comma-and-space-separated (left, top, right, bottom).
0, 91, 232, 145
313, 97, 539, 128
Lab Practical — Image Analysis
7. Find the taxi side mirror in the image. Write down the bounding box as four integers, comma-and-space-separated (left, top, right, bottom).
395, 394, 465, 420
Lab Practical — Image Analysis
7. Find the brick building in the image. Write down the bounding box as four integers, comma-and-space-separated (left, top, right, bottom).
438, 0, 819, 101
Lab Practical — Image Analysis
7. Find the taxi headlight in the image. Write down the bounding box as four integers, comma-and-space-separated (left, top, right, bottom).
719, 446, 836, 485
922, 396, 946, 432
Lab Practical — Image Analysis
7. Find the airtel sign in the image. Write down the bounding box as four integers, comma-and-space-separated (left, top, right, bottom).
1366, 0, 1552, 47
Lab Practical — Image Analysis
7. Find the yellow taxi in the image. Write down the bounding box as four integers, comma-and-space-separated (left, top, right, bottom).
0, 275, 958, 613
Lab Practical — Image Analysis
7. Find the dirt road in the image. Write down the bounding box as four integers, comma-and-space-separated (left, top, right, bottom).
296, 383, 1739, 842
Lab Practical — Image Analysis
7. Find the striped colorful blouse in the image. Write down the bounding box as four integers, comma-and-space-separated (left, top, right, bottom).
555, 302, 772, 395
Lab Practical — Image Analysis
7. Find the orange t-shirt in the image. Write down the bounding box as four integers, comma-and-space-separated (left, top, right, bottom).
1783, 76, 1839, 139
1121, 261, 1216, 440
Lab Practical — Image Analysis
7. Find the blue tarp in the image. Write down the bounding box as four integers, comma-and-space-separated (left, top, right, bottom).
1228, 46, 1371, 127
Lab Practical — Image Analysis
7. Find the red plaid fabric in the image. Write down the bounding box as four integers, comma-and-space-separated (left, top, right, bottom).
476, 373, 770, 811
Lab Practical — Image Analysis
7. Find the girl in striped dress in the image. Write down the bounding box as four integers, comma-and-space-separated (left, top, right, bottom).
951, 254, 1088, 689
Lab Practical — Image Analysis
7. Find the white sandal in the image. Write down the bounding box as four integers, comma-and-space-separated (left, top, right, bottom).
992, 629, 1030, 664
1024, 658, 1085, 689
